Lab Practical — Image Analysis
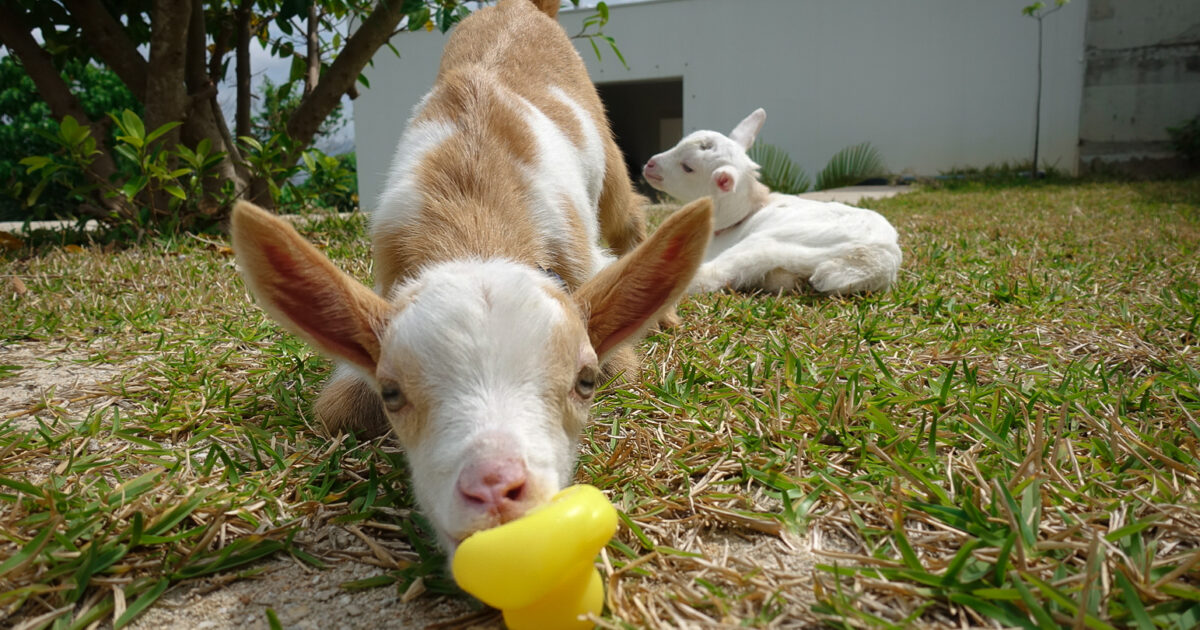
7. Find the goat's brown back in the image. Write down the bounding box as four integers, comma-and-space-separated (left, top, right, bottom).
371, 0, 645, 297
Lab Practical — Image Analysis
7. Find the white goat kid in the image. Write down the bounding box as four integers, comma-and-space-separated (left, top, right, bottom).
643, 109, 902, 295
231, 0, 712, 556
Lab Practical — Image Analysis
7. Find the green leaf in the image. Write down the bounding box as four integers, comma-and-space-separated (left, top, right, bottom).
239, 136, 264, 153
0, 525, 55, 576
815, 142, 885, 190
1114, 571, 1155, 630
163, 185, 187, 201
59, 115, 89, 146
276, 14, 294, 36
114, 143, 140, 165
893, 515, 922, 571
106, 469, 162, 506
289, 55, 307, 84
19, 155, 52, 173
748, 142, 811, 194
114, 578, 168, 628
940, 538, 981, 585
121, 109, 146, 142
605, 36, 629, 70
947, 593, 1037, 630
25, 177, 49, 206
1012, 576, 1058, 630
144, 121, 181, 146
407, 7, 430, 31
1105, 515, 1162, 542
122, 175, 149, 199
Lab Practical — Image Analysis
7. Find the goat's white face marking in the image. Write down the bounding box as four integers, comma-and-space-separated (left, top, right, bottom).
644, 130, 754, 202
643, 108, 768, 204
374, 260, 596, 551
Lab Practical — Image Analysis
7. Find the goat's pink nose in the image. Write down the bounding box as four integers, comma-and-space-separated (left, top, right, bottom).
456, 458, 528, 514
644, 158, 657, 171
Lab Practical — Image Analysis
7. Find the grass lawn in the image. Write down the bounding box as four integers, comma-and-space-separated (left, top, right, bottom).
1, 178, 1199, 629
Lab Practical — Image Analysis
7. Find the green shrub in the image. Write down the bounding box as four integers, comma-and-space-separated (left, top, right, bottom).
0, 57, 140, 221
748, 142, 811, 194
21, 110, 230, 235
1167, 115, 1200, 166
748, 141, 886, 193
281, 150, 357, 214
815, 142, 886, 190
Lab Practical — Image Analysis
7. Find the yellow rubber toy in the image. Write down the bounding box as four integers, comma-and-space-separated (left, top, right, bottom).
452, 484, 618, 630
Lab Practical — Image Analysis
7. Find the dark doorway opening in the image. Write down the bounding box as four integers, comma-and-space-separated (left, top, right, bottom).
596, 78, 683, 196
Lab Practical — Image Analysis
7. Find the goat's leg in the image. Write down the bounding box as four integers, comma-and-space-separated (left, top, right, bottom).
314, 364, 390, 438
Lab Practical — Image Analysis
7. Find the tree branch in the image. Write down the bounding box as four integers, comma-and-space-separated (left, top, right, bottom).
304, 1, 320, 96
284, 0, 407, 162
185, 0, 209, 95
0, 3, 128, 215
235, 0, 253, 139
182, 0, 244, 201
209, 8, 235, 82
60, 0, 149, 101
0, 6, 112, 177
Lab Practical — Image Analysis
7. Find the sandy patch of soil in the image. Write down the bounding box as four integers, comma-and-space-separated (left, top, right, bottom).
0, 341, 126, 432
126, 527, 494, 630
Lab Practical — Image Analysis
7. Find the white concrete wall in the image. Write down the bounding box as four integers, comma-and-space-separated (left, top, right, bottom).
1079, 0, 1200, 163
354, 0, 1089, 211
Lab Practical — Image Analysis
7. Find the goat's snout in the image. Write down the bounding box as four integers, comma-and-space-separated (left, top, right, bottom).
643, 158, 663, 183
456, 458, 530, 520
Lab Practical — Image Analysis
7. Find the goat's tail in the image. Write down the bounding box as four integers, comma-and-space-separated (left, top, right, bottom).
529, 0, 559, 18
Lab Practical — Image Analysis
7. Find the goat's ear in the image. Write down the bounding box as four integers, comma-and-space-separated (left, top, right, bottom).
713, 166, 739, 193
231, 201, 393, 373
574, 198, 713, 360
729, 108, 766, 150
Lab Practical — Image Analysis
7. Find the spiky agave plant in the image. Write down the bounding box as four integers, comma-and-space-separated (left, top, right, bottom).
748, 142, 812, 194
815, 142, 885, 190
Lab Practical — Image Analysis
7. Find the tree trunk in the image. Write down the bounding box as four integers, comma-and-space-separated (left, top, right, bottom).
182, 0, 245, 210
209, 8, 234, 83
284, 0, 408, 166
145, 0, 191, 156
305, 1, 321, 96
60, 0, 149, 101
0, 3, 130, 219
235, 0, 253, 140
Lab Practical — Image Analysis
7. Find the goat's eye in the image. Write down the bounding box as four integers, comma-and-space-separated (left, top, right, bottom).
379, 379, 407, 412
699, 141, 713, 151
681, 163, 694, 174
574, 365, 599, 399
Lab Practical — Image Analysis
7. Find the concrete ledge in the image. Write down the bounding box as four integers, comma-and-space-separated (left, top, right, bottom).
796, 185, 911, 205
0, 190, 912, 235
0, 212, 357, 235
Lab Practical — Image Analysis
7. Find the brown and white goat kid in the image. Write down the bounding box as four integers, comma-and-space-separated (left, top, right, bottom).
231, 0, 712, 555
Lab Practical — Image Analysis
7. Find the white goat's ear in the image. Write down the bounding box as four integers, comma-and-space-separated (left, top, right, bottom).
729, 108, 766, 150
574, 198, 713, 360
231, 201, 394, 373
712, 166, 739, 193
